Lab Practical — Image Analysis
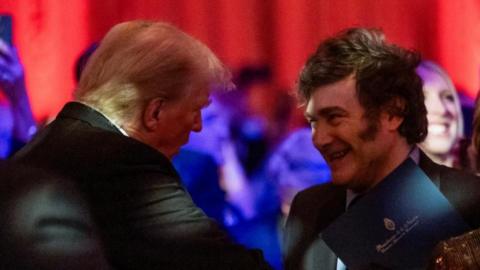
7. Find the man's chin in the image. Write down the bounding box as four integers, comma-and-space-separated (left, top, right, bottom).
159, 147, 181, 160
330, 175, 351, 187
169, 149, 181, 159
331, 176, 371, 193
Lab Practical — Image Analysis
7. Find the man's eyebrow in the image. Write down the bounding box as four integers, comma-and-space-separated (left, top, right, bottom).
306, 106, 347, 118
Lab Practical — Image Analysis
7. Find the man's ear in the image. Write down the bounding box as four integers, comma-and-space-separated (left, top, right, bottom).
383, 97, 406, 131
143, 97, 165, 131
384, 113, 404, 131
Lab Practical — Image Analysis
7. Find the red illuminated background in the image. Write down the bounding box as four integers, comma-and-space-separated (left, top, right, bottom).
1, 0, 480, 121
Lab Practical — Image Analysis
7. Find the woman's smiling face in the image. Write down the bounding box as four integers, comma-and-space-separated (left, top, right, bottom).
417, 66, 462, 156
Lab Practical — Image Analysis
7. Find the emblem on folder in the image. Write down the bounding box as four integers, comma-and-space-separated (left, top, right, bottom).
383, 218, 396, 231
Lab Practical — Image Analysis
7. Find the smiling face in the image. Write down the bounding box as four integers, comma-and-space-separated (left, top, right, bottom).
417, 66, 461, 157
305, 76, 406, 192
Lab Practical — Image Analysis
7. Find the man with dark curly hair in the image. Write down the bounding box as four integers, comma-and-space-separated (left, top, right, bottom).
283, 28, 480, 270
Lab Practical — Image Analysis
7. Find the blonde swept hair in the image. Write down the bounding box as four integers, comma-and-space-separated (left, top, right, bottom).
75, 20, 232, 125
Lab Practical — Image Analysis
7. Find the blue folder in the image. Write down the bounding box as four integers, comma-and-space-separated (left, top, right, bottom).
322, 158, 470, 269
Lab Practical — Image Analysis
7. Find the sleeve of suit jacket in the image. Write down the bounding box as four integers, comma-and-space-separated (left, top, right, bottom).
88, 162, 272, 270
283, 190, 315, 270
283, 184, 345, 270
0, 176, 110, 270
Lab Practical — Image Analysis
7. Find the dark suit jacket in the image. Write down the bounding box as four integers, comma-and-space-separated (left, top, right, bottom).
283, 153, 480, 270
0, 162, 110, 270
13, 102, 271, 270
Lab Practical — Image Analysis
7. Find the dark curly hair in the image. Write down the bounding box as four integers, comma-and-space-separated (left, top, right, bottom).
297, 28, 427, 145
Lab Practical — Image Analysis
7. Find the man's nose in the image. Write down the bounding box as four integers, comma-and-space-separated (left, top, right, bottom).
311, 126, 333, 150
428, 94, 448, 115
192, 112, 203, 132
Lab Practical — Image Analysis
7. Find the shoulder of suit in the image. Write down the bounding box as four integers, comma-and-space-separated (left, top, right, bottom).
429, 160, 480, 184
19, 118, 177, 178
292, 182, 342, 209
296, 182, 337, 197
419, 152, 480, 184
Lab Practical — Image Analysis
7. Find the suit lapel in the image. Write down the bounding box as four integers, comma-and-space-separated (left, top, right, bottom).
310, 185, 346, 270
418, 151, 443, 187
304, 236, 338, 270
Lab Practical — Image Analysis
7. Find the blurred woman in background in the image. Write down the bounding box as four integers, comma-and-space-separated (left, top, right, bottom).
417, 60, 464, 167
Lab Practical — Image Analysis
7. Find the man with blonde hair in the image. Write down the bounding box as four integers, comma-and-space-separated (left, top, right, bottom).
14, 21, 270, 270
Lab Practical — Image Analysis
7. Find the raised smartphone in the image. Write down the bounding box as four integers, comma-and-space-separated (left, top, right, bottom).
0, 14, 13, 45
